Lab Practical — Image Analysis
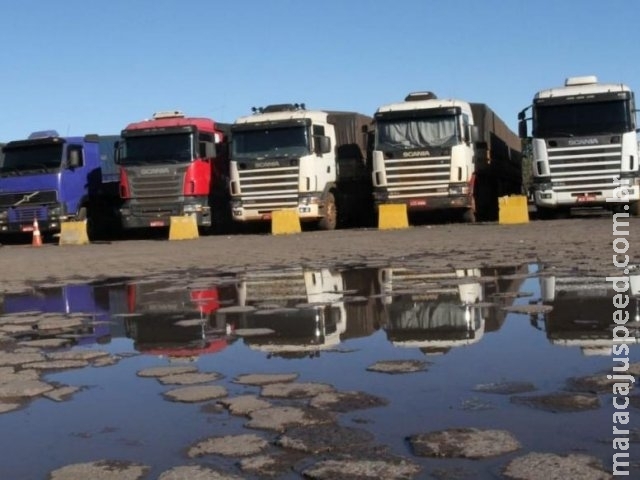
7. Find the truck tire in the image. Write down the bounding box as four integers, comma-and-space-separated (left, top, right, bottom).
462, 208, 476, 223
318, 192, 337, 230
76, 207, 88, 221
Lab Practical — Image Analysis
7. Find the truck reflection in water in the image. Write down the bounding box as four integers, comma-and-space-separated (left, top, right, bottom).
535, 275, 640, 355
378, 265, 529, 355
218, 267, 383, 358
123, 281, 237, 359
1, 282, 125, 344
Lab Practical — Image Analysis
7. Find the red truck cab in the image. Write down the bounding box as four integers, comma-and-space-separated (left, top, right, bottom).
116, 111, 230, 232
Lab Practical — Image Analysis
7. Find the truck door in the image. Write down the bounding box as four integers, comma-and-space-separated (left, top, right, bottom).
313, 124, 334, 190
61, 144, 90, 215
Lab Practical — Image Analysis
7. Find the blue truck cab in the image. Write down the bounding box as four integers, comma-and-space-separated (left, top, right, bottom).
0, 131, 121, 237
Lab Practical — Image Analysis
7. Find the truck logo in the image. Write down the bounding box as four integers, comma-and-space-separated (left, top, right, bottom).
13, 191, 40, 207
402, 151, 430, 158
255, 161, 281, 168
140, 167, 171, 175
568, 138, 599, 146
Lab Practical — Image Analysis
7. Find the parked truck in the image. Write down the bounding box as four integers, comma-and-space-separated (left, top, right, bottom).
537, 275, 640, 355
1, 282, 124, 345
116, 111, 231, 232
0, 131, 121, 239
229, 104, 373, 230
518, 76, 639, 218
371, 92, 522, 222
219, 267, 347, 357
378, 267, 486, 354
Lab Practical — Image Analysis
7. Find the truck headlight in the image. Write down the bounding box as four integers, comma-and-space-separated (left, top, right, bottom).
184, 204, 203, 213
0, 210, 7, 220
449, 185, 469, 195
49, 206, 62, 216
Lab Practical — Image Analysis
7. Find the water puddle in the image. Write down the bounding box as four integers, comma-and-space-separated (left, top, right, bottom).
1, 264, 639, 478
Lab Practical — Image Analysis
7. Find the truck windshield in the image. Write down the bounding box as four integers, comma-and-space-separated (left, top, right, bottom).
120, 133, 193, 165
534, 99, 633, 137
232, 126, 309, 160
0, 144, 63, 175
376, 116, 458, 150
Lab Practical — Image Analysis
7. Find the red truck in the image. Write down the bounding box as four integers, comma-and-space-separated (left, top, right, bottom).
116, 111, 231, 232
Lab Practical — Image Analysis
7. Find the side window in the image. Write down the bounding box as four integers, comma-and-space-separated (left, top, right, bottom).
312, 125, 327, 155
198, 133, 215, 158
67, 145, 84, 168
462, 114, 470, 143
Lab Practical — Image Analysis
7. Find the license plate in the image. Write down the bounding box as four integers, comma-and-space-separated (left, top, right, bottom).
21, 226, 34, 232
576, 195, 595, 203
409, 199, 426, 207
150, 220, 165, 227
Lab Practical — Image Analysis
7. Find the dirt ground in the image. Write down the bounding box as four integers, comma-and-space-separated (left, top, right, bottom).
1, 214, 638, 294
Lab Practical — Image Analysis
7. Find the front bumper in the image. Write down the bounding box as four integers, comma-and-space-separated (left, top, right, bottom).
120, 200, 212, 229
374, 194, 472, 212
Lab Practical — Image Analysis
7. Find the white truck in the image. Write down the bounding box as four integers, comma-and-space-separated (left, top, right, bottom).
538, 275, 640, 355
378, 267, 486, 354
226, 267, 347, 357
518, 76, 640, 218
229, 104, 373, 230
371, 92, 522, 222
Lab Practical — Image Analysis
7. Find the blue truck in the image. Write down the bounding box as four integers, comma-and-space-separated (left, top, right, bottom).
0, 131, 121, 239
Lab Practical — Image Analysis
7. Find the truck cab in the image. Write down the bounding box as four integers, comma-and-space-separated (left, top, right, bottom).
116, 111, 230, 232
378, 266, 485, 354
518, 76, 639, 218
222, 267, 347, 357
229, 104, 372, 230
372, 92, 478, 222
0, 131, 120, 236
372, 92, 522, 222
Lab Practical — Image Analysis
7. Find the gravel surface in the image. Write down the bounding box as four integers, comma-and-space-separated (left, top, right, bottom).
2, 216, 635, 294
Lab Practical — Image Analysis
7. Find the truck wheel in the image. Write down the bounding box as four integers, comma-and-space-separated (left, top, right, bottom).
76, 207, 88, 221
318, 192, 337, 230
462, 208, 476, 223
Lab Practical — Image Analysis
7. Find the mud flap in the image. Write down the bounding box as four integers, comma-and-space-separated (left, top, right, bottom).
169, 215, 199, 240
378, 204, 409, 230
59, 221, 90, 246
271, 209, 301, 235
498, 195, 529, 225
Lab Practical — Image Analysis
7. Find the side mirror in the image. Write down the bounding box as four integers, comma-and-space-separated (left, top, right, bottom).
316, 136, 331, 155
68, 149, 81, 169
114, 141, 121, 164
518, 119, 528, 139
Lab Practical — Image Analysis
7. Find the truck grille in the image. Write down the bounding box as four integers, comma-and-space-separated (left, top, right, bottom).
0, 190, 57, 207
10, 206, 49, 223
127, 166, 186, 199
547, 143, 622, 194
237, 166, 298, 212
383, 156, 451, 198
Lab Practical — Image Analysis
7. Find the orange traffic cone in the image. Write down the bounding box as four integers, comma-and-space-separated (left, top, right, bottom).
32, 218, 42, 247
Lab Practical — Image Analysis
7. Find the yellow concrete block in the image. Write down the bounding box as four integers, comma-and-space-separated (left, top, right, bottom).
499, 195, 529, 224
59, 221, 90, 246
271, 209, 301, 235
169, 215, 199, 240
378, 204, 409, 230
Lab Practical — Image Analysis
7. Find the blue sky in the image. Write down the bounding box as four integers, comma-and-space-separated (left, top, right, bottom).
0, 0, 637, 140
